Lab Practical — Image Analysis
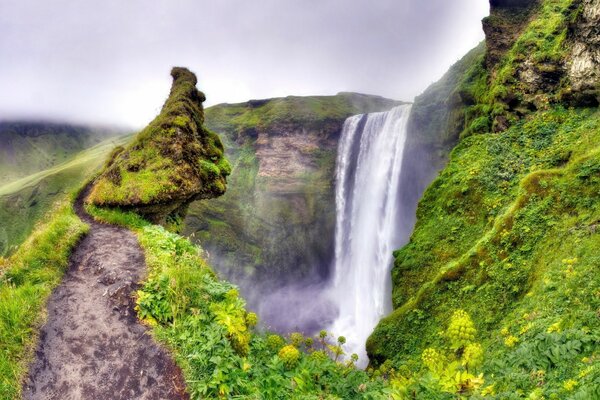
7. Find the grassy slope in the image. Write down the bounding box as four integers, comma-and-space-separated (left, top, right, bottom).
0, 198, 88, 399
0, 121, 121, 186
369, 0, 600, 398
0, 134, 132, 256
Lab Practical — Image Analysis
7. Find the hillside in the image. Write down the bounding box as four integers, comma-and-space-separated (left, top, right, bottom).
368, 0, 600, 397
0, 67, 403, 399
0, 121, 122, 186
0, 128, 130, 255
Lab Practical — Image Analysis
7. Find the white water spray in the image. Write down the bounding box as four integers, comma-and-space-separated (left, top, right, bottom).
328, 104, 412, 367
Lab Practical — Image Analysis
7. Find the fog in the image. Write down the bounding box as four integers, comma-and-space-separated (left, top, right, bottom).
0, 0, 488, 127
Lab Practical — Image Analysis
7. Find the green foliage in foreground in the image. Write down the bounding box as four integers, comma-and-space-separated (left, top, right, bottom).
0, 198, 88, 399
95, 203, 556, 398
370, 106, 600, 398
87, 205, 390, 398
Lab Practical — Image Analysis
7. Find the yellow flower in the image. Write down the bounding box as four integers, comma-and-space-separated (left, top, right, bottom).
422, 348, 441, 371
463, 343, 484, 369
504, 335, 519, 348
447, 310, 477, 348
520, 323, 533, 335
547, 322, 561, 333
563, 379, 577, 391
278, 345, 300, 369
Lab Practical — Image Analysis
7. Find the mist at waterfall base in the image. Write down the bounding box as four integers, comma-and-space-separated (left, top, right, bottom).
204, 105, 417, 367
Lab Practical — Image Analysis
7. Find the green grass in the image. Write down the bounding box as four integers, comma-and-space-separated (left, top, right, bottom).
205, 92, 402, 141
0, 197, 88, 399
0, 121, 124, 186
0, 135, 131, 197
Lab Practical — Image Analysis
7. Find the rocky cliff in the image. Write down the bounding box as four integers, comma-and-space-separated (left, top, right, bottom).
478, 0, 600, 132
87, 67, 230, 225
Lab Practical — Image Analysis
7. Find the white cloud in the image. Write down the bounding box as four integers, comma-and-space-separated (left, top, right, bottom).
0, 0, 489, 127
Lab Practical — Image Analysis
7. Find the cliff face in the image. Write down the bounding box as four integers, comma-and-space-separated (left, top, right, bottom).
369, 1, 600, 396
478, 0, 600, 133
396, 43, 486, 238
184, 93, 401, 302
88, 67, 230, 224
483, 0, 541, 69
567, 0, 600, 103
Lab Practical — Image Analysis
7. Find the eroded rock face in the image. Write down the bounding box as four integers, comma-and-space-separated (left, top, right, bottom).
88, 67, 230, 224
254, 122, 338, 194
482, 0, 540, 69
566, 0, 600, 106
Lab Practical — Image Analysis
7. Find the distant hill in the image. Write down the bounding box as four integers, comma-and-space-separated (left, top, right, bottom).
0, 122, 130, 255
0, 121, 124, 186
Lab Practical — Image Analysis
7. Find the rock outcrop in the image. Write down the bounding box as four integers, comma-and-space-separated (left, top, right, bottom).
565, 0, 600, 106
87, 67, 230, 224
483, 0, 541, 69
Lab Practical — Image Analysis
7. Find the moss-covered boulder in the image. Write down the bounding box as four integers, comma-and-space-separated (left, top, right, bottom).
87, 67, 230, 224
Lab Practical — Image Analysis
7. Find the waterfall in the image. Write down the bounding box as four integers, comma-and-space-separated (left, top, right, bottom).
329, 104, 412, 367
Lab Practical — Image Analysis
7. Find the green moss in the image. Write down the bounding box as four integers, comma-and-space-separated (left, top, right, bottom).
204, 92, 403, 141
458, 0, 579, 135
88, 67, 230, 222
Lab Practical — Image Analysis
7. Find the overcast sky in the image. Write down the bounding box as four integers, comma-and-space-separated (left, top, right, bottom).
0, 0, 489, 127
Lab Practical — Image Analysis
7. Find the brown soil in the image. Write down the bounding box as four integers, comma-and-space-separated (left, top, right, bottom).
22, 187, 189, 399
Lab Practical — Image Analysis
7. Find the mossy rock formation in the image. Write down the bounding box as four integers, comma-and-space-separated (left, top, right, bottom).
87, 67, 230, 224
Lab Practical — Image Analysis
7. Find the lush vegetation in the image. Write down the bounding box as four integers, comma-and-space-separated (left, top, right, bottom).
370, 1, 600, 397
460, 0, 578, 136
87, 205, 391, 398
204, 92, 402, 138
0, 197, 88, 399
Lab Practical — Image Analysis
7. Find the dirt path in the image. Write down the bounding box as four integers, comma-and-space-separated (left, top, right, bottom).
22, 188, 188, 400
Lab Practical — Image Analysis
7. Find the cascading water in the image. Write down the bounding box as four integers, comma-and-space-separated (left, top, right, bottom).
329, 104, 412, 367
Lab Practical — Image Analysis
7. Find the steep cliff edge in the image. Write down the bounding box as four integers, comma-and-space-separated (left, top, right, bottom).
87, 67, 230, 224
369, 0, 600, 397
